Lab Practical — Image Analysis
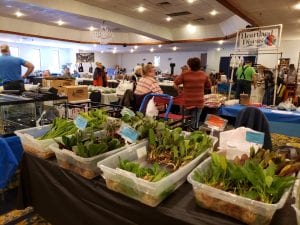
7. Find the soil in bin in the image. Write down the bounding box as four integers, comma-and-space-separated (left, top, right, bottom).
23, 144, 54, 159
57, 160, 98, 179
195, 190, 272, 225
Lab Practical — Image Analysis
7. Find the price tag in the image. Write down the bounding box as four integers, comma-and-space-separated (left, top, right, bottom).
121, 107, 135, 118
205, 114, 227, 131
137, 146, 147, 159
246, 131, 264, 145
74, 115, 88, 130
118, 124, 139, 143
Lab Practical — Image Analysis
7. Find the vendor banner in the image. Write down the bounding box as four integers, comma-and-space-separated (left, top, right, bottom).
236, 24, 282, 50
76, 53, 95, 63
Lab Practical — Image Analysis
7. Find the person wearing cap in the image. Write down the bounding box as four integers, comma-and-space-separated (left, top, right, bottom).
93, 62, 107, 87
0, 44, 34, 91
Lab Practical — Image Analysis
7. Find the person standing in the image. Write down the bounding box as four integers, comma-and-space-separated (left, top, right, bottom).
235, 60, 256, 99
93, 62, 107, 87
0, 44, 34, 91
174, 57, 211, 129
287, 64, 297, 84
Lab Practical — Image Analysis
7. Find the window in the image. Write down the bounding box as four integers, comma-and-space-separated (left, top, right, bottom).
10, 46, 19, 57
31, 49, 41, 70
154, 56, 160, 67
48, 50, 60, 73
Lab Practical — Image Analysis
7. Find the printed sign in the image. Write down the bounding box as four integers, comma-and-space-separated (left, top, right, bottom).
205, 114, 227, 131
118, 124, 139, 143
236, 24, 282, 50
74, 115, 88, 130
246, 131, 264, 145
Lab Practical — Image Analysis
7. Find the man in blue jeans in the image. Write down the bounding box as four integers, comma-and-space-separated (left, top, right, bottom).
0, 44, 34, 91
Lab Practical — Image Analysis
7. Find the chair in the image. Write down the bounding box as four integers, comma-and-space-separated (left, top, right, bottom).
235, 107, 272, 150
89, 91, 101, 107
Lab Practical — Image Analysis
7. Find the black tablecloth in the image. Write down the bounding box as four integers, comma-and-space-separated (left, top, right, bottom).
17, 153, 297, 225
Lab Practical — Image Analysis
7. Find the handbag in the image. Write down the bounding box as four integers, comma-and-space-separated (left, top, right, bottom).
89, 63, 93, 73
116, 78, 134, 96
78, 63, 84, 72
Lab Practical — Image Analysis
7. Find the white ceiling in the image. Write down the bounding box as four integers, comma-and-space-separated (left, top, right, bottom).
0, 33, 234, 53
226, 0, 300, 40
75, 0, 234, 28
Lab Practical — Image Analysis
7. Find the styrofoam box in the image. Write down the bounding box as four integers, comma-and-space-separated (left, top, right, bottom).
49, 141, 135, 180
187, 158, 292, 225
15, 125, 59, 159
98, 136, 217, 207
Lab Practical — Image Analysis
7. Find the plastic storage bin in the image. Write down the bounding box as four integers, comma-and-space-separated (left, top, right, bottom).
187, 158, 292, 225
15, 125, 58, 159
292, 174, 300, 225
98, 136, 217, 207
49, 141, 133, 180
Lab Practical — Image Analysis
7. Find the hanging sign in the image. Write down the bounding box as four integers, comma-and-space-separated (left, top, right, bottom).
236, 24, 282, 50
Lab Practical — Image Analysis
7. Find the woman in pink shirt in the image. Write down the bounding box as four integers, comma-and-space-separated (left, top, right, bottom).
134, 64, 163, 95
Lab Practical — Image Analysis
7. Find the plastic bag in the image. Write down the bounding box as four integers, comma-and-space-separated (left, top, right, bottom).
146, 97, 159, 117
116, 80, 133, 96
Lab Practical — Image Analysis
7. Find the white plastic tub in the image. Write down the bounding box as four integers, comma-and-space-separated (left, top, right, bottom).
49, 141, 132, 179
98, 136, 217, 207
292, 174, 300, 225
187, 158, 292, 225
15, 125, 58, 159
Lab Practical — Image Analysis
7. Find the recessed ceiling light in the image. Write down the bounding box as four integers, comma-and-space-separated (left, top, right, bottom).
112, 49, 116, 54
137, 6, 146, 13
134, 45, 138, 49
93, 44, 97, 47
6, 5, 12, 8
89, 26, 95, 31
187, 0, 195, 3
158, 44, 162, 48
216, 48, 221, 51
19, 38, 23, 42
294, 3, 300, 9
218, 40, 224, 45
114, 47, 117, 50
166, 17, 172, 22
187, 24, 196, 33
172, 46, 177, 51
15, 11, 24, 18
101, 50, 104, 53
130, 49, 134, 53
150, 48, 154, 52
210, 10, 218, 16
56, 19, 65, 26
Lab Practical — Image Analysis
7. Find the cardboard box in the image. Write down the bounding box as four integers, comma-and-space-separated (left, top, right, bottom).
63, 85, 89, 102
42, 79, 75, 93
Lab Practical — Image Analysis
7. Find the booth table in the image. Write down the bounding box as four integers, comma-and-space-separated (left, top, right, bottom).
17, 152, 296, 225
219, 105, 300, 137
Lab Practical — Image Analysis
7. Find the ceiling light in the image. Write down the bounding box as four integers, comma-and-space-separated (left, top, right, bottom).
150, 48, 154, 52
93, 44, 97, 47
89, 26, 95, 31
172, 46, 177, 51
218, 40, 224, 45
130, 49, 134, 53
294, 3, 300, 9
216, 48, 221, 51
134, 45, 138, 49
19, 38, 23, 42
101, 50, 104, 53
187, 24, 196, 33
210, 10, 218, 16
137, 6, 146, 13
166, 17, 172, 22
57, 19, 65, 26
187, 0, 195, 3
15, 11, 24, 18
6, 5, 12, 8
93, 21, 113, 44
114, 47, 117, 50
158, 44, 162, 48
112, 49, 116, 54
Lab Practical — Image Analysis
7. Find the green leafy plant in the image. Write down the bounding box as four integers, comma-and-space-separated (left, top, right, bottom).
79, 109, 108, 130
193, 152, 296, 204
118, 159, 169, 182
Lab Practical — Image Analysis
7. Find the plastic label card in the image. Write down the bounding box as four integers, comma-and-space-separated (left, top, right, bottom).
74, 115, 88, 130
118, 124, 139, 143
121, 107, 135, 118
246, 131, 264, 145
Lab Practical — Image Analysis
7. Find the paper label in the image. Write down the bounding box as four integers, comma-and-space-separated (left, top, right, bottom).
74, 115, 88, 130
118, 124, 139, 143
205, 114, 227, 131
121, 107, 135, 118
137, 146, 147, 159
246, 131, 264, 145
